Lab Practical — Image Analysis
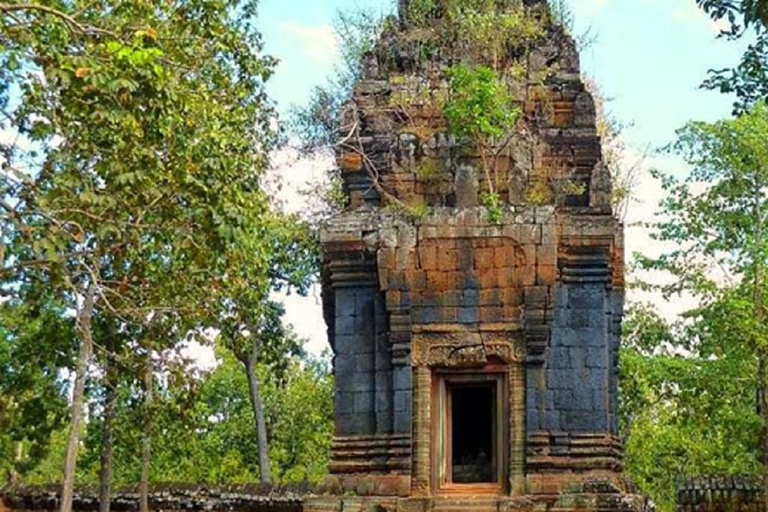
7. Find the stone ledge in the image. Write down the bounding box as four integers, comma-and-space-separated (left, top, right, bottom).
1, 485, 306, 512
677, 476, 764, 512
305, 487, 653, 512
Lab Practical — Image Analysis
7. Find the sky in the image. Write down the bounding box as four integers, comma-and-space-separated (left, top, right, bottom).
252, 0, 749, 355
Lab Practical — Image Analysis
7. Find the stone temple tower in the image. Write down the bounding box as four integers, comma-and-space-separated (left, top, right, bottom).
308, 1, 650, 511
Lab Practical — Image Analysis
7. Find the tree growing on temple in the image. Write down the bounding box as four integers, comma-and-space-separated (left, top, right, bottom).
293, 1, 583, 224
442, 64, 519, 222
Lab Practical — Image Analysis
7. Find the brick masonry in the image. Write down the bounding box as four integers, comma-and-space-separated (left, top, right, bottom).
678, 477, 765, 512
311, 0, 650, 511
1, 486, 305, 512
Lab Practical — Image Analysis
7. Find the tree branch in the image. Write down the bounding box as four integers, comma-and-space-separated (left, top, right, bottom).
0, 3, 117, 38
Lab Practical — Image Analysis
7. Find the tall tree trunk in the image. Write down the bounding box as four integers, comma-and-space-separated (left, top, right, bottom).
98, 329, 117, 512
60, 284, 97, 512
244, 337, 271, 484
140, 354, 153, 512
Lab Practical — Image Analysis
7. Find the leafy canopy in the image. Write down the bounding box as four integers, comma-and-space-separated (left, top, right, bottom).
695, 0, 768, 112
620, 304, 761, 512
626, 99, 768, 512
641, 102, 768, 301
0, 0, 318, 489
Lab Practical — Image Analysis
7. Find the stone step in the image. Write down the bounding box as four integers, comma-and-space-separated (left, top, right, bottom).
432, 496, 503, 512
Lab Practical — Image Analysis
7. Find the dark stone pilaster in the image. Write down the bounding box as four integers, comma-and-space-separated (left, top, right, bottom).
374, 292, 393, 434
334, 287, 376, 436
325, 246, 379, 437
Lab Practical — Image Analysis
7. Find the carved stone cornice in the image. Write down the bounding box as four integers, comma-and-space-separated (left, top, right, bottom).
326, 258, 378, 289
559, 244, 612, 285
523, 285, 552, 365
412, 330, 525, 368
526, 431, 624, 473
330, 434, 412, 475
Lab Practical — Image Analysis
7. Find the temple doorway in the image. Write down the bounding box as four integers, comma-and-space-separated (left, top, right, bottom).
451, 383, 496, 483
434, 370, 507, 493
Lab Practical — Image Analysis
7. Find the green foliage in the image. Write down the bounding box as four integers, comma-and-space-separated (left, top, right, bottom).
406, 0, 436, 25
444, 65, 518, 141
443, 64, 518, 216
406, 197, 431, 221
402, 1, 570, 211
0, 0, 290, 356
1, 0, 288, 320
0, 290, 75, 483
481, 192, 503, 224
695, 0, 768, 112
0, 0, 319, 495
642, 103, 768, 300
29, 346, 334, 486
414, 159, 443, 181
625, 10, 768, 506
628, 103, 768, 511
22, 429, 70, 486
291, 0, 548, 215
696, 0, 768, 34
525, 180, 552, 206
386, 196, 431, 221
264, 355, 335, 483
620, 303, 762, 512
453, 3, 543, 65
405, 0, 545, 67
703, 35, 768, 114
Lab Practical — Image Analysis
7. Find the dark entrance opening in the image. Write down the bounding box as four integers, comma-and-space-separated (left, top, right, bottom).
450, 383, 496, 484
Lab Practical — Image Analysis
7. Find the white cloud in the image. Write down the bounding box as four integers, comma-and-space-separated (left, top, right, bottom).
276, 284, 329, 356
584, 0, 609, 15
279, 21, 339, 63
622, 149, 707, 321
177, 339, 218, 373
267, 148, 335, 355
0, 128, 17, 146
267, 148, 335, 217
670, 0, 731, 34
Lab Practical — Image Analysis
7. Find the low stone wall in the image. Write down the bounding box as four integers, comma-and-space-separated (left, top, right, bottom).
678, 477, 764, 512
0, 485, 307, 512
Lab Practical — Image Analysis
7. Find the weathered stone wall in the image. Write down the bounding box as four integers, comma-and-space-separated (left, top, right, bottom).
0, 486, 305, 512
318, 0, 631, 504
337, 8, 609, 213
678, 477, 764, 512
525, 227, 624, 481
321, 203, 624, 496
